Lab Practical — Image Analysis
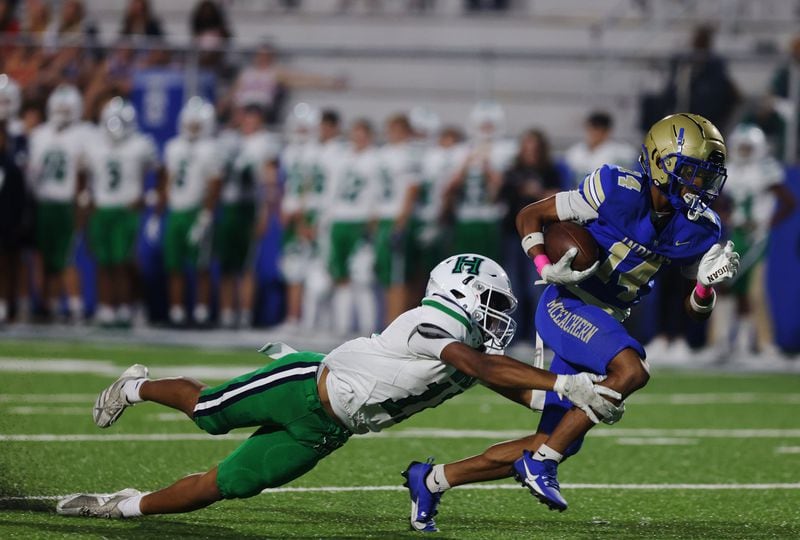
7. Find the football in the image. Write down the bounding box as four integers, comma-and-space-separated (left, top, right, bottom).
544, 221, 600, 271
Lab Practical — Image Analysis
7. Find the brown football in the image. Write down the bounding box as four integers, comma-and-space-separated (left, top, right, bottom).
544, 222, 600, 271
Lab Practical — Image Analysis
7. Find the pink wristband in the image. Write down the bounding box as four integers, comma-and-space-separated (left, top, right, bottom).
533, 254, 552, 275
694, 282, 714, 299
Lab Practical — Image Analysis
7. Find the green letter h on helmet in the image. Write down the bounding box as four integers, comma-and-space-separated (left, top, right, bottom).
452, 255, 484, 276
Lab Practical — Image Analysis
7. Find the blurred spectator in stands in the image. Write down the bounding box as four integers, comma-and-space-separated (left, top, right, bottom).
22, 0, 51, 44
0, 0, 21, 36
660, 24, 740, 133
745, 34, 800, 162
564, 111, 636, 186
229, 41, 345, 125
120, 0, 163, 40
44, 0, 98, 53
4, 40, 45, 88
499, 129, 561, 342
190, 0, 231, 77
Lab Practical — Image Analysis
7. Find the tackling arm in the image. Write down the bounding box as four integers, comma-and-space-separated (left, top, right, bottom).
440, 342, 622, 424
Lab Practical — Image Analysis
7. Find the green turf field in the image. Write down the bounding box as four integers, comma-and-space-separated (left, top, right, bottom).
1, 339, 799, 539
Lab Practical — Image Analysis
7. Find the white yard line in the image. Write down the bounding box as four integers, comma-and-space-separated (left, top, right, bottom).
775, 446, 800, 454
0, 394, 97, 403
3, 428, 800, 442
4, 483, 800, 501
615, 437, 698, 446
6, 406, 88, 415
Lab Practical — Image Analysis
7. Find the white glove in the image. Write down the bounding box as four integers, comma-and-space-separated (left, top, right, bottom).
554, 372, 624, 424
540, 248, 599, 285
697, 240, 740, 286
187, 209, 212, 246
144, 214, 161, 245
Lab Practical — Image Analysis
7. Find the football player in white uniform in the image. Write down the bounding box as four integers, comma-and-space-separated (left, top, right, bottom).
160, 97, 222, 326
375, 113, 422, 324
86, 98, 159, 327
58, 253, 620, 521
414, 122, 468, 286
707, 124, 795, 358
216, 104, 281, 328
446, 101, 516, 262
279, 103, 319, 327
327, 118, 380, 335
300, 109, 345, 331
28, 84, 89, 321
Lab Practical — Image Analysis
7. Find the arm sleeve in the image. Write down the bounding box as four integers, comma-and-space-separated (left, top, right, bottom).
555, 190, 599, 223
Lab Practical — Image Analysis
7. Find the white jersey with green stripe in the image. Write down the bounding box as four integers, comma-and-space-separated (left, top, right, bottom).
307, 138, 347, 214
326, 145, 380, 222
455, 139, 516, 222
322, 294, 487, 434
280, 141, 315, 215
86, 131, 158, 208
725, 157, 784, 239
222, 131, 281, 204
29, 122, 91, 202
375, 142, 422, 220
416, 143, 469, 223
165, 136, 222, 211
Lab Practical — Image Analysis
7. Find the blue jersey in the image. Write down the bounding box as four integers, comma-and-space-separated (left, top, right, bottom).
566, 164, 721, 319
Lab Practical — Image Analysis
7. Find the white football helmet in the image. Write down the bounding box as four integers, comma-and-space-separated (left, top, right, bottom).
101, 97, 137, 142
179, 96, 215, 140
286, 102, 320, 145
426, 253, 517, 349
409, 106, 441, 141
0, 74, 21, 121
47, 84, 83, 128
728, 124, 768, 165
468, 101, 505, 142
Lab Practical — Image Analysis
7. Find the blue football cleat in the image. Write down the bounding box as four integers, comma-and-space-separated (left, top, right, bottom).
513, 450, 568, 512
402, 459, 443, 532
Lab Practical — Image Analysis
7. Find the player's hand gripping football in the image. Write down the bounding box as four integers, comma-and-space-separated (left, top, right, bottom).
697, 240, 740, 286
540, 248, 600, 285
554, 372, 625, 424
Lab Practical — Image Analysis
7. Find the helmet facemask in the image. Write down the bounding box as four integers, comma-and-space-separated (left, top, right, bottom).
643, 131, 727, 220
467, 277, 517, 350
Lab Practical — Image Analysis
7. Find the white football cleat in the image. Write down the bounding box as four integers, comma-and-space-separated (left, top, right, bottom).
56, 488, 141, 519
93, 364, 149, 428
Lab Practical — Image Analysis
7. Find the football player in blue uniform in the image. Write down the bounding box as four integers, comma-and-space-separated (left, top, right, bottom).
404, 113, 741, 530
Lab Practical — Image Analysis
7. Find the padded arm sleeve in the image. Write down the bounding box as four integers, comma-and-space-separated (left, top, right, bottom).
555, 190, 599, 223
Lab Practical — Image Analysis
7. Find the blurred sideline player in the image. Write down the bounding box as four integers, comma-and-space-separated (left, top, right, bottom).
564, 111, 637, 187
28, 84, 89, 322
301, 109, 344, 331
161, 97, 222, 327
414, 122, 467, 282
375, 113, 421, 324
446, 101, 515, 261
706, 124, 795, 359
0, 74, 27, 324
216, 104, 280, 328
278, 103, 319, 327
327, 118, 379, 336
57, 254, 620, 520
403, 114, 741, 530
86, 98, 159, 327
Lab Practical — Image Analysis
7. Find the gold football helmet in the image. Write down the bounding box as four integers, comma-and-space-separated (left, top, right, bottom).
640, 113, 727, 217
